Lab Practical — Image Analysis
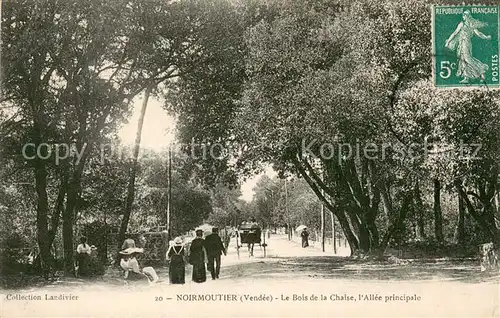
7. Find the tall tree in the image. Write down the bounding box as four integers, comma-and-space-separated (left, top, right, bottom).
455, 187, 466, 245
433, 179, 444, 243
2, 0, 170, 274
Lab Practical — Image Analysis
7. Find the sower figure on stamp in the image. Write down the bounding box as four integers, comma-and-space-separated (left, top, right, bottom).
445, 10, 492, 83
189, 229, 208, 283
204, 227, 227, 280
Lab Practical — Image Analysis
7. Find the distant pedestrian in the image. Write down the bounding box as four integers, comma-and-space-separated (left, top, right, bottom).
222, 227, 231, 251
76, 237, 91, 277
189, 229, 208, 283
301, 228, 309, 248
235, 230, 240, 248
167, 237, 186, 284
204, 227, 227, 280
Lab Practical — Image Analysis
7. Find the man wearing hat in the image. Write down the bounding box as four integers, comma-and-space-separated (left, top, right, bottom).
204, 227, 226, 280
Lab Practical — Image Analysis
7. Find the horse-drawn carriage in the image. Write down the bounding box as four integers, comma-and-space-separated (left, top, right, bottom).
237, 222, 264, 256
239, 222, 261, 244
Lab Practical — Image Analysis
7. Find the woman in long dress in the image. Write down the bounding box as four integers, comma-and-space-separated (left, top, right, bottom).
445, 10, 492, 83
167, 237, 186, 284
189, 229, 207, 283
301, 228, 309, 248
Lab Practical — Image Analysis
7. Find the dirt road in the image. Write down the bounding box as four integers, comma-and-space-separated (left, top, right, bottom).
2, 234, 499, 317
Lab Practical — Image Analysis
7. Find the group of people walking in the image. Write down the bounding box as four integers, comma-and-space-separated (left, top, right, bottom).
168, 227, 227, 284
81, 224, 306, 284
77, 223, 310, 284
116, 226, 227, 285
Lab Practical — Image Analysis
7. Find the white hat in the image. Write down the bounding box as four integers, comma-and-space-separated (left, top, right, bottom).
119, 247, 144, 255
174, 237, 183, 245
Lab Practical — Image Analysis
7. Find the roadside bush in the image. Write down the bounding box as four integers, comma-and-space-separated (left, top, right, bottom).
0, 233, 33, 275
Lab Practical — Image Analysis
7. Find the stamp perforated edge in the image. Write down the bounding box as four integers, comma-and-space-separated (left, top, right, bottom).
431, 3, 500, 90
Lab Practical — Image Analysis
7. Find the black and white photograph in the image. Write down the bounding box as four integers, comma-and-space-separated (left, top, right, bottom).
0, 0, 499, 317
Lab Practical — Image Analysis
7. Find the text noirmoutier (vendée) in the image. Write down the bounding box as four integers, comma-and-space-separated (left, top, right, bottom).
174, 293, 421, 303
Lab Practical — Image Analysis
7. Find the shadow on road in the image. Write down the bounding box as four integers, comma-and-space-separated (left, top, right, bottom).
220, 255, 500, 284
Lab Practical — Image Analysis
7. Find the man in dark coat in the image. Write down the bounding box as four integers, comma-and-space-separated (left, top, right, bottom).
204, 227, 227, 280
189, 229, 207, 283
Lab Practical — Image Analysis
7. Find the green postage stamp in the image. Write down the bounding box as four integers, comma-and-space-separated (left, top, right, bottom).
432, 5, 500, 88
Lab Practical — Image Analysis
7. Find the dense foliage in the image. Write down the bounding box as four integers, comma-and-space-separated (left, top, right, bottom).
1, 0, 500, 281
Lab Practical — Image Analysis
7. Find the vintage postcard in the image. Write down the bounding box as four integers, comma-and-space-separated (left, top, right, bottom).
1, 0, 499, 317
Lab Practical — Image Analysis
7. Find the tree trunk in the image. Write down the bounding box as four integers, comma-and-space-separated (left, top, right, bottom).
292, 154, 360, 255
47, 168, 68, 248
345, 206, 371, 253
380, 185, 392, 228
103, 209, 108, 265
433, 179, 444, 243
495, 191, 500, 214
62, 202, 74, 275
166, 147, 172, 241
454, 180, 500, 248
118, 85, 152, 253
414, 181, 426, 240
377, 191, 413, 258
330, 211, 337, 254
358, 224, 371, 253
62, 143, 89, 276
320, 200, 325, 252
63, 174, 82, 275
366, 218, 379, 250
284, 179, 290, 241
34, 151, 51, 278
456, 191, 466, 245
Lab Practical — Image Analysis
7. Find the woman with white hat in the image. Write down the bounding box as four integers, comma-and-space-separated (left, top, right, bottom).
167, 237, 186, 284
119, 247, 158, 283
